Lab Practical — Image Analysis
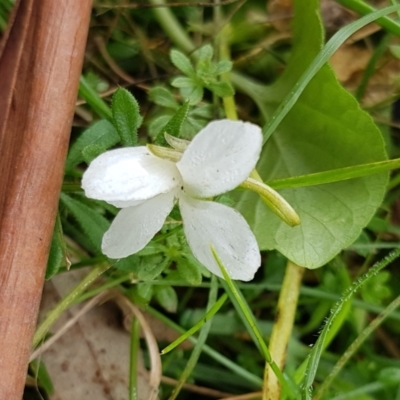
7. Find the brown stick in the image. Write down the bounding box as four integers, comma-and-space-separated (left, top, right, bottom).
0, 0, 92, 398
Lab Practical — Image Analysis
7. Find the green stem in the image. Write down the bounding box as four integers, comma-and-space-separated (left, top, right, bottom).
211, 247, 297, 399
167, 276, 219, 400
149, 0, 195, 53
79, 76, 112, 120
75, 273, 133, 304
219, 23, 238, 120
33, 263, 111, 348
268, 158, 400, 190
314, 293, 400, 400
301, 248, 400, 398
161, 293, 228, 355
336, 0, 400, 36
129, 318, 141, 400
145, 306, 263, 387
263, 261, 304, 400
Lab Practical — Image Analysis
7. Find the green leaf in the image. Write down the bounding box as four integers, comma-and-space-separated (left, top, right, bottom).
171, 76, 194, 88
155, 285, 178, 313
215, 60, 233, 75
170, 49, 195, 76
138, 256, 169, 281
148, 86, 179, 109
149, 115, 172, 138
361, 271, 392, 305
45, 214, 68, 280
155, 101, 190, 145
114, 254, 141, 273
206, 81, 235, 98
176, 257, 202, 285
66, 120, 120, 169
79, 76, 113, 121
182, 85, 203, 105
111, 87, 142, 146
129, 282, 154, 307
236, 0, 388, 269
194, 44, 213, 62
60, 194, 110, 253
30, 360, 54, 395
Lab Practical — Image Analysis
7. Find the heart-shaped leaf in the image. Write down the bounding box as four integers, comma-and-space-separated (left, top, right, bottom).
236, 0, 388, 269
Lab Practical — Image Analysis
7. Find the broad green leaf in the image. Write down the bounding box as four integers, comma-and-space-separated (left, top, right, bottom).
236, 0, 388, 269
66, 120, 119, 169
60, 193, 110, 253
170, 49, 195, 76
111, 87, 142, 146
155, 101, 190, 145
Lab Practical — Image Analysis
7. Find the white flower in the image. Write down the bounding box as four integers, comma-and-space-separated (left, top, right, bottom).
82, 120, 262, 281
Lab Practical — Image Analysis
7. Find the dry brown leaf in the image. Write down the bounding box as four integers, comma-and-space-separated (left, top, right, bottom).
267, 0, 292, 32
267, 0, 382, 40
37, 269, 156, 400
330, 44, 373, 83
360, 57, 400, 107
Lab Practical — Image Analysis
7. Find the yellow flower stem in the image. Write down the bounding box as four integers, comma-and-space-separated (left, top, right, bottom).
218, 19, 238, 121
241, 178, 301, 227
263, 261, 305, 400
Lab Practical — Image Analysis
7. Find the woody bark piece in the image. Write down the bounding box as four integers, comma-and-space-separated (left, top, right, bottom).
0, 0, 92, 398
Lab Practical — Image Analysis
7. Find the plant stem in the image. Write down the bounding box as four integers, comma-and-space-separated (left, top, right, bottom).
32, 262, 110, 348
336, 0, 400, 36
146, 306, 263, 387
167, 275, 218, 400
263, 261, 304, 400
218, 24, 238, 120
129, 317, 141, 400
149, 0, 195, 53
314, 293, 400, 400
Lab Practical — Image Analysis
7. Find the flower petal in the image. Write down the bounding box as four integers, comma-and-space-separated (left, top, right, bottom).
179, 195, 261, 281
102, 191, 175, 258
177, 120, 262, 197
82, 147, 181, 205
